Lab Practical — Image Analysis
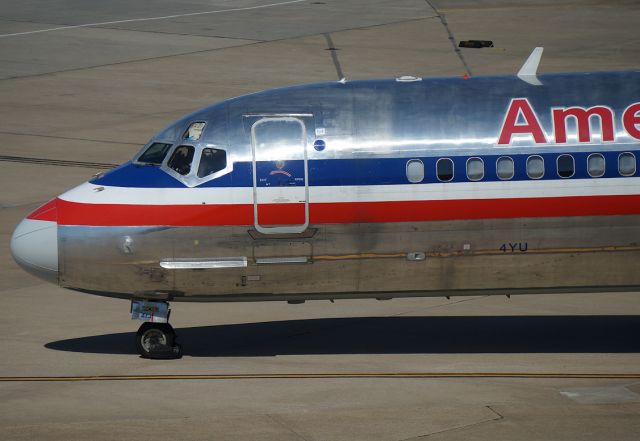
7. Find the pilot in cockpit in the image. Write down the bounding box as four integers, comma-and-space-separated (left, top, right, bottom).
173, 147, 192, 175
197, 148, 227, 178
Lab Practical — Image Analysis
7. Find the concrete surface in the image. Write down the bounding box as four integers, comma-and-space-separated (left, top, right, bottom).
1, 0, 640, 439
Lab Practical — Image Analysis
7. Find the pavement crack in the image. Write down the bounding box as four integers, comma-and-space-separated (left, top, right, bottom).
90, 26, 266, 42
0, 15, 439, 81
398, 405, 504, 440
1, 200, 50, 209
0, 130, 140, 146
0, 0, 309, 39
0, 15, 264, 41
423, 0, 472, 76
322, 33, 345, 80
266, 414, 310, 441
0, 155, 117, 169
388, 295, 489, 317
486, 405, 505, 421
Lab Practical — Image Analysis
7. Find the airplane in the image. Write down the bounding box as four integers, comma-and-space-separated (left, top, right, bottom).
10, 48, 640, 358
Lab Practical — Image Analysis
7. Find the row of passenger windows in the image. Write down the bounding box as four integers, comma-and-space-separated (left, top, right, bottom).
406, 153, 637, 183
138, 142, 227, 178
139, 141, 636, 184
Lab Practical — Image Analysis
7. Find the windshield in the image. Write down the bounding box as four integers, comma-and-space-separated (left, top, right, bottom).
137, 142, 172, 165
167, 145, 195, 175
197, 148, 227, 178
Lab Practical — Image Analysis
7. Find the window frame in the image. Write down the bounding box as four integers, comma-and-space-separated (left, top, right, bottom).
587, 153, 606, 178
160, 143, 234, 187
406, 159, 425, 183
618, 152, 636, 177
436, 157, 454, 182
466, 157, 484, 181
182, 121, 208, 142
526, 155, 545, 180
167, 144, 196, 176
196, 147, 229, 179
556, 154, 575, 179
133, 140, 174, 166
496, 156, 515, 181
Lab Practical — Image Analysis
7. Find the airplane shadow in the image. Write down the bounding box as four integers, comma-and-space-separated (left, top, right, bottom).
45, 315, 640, 357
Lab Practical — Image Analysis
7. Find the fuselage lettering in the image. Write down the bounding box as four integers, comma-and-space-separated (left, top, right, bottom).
500, 242, 528, 253
623, 103, 640, 140
498, 98, 547, 145
498, 99, 640, 145
552, 106, 615, 143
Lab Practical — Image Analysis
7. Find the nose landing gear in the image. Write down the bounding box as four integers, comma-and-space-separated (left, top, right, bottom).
135, 322, 182, 359
131, 299, 182, 359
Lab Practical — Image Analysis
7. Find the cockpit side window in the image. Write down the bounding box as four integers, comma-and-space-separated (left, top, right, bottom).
168, 145, 195, 176
197, 148, 227, 178
138, 142, 172, 165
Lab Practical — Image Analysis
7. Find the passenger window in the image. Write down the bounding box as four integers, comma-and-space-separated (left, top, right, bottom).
436, 158, 454, 182
526, 155, 544, 179
406, 159, 424, 183
183, 122, 206, 141
138, 142, 172, 165
557, 154, 575, 178
496, 156, 514, 180
197, 148, 227, 178
167, 145, 195, 176
466, 157, 484, 181
587, 153, 605, 178
619, 152, 636, 176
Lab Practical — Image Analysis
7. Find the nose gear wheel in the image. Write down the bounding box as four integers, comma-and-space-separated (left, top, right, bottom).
135, 322, 182, 359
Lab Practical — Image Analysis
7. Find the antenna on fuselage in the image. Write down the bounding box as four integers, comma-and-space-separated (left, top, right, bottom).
517, 47, 544, 86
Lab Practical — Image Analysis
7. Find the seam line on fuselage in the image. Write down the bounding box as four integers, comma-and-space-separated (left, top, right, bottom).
311, 245, 640, 262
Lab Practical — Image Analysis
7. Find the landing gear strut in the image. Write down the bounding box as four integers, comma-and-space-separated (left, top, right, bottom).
131, 299, 182, 359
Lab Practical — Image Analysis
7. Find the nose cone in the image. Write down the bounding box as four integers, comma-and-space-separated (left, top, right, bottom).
10, 200, 58, 284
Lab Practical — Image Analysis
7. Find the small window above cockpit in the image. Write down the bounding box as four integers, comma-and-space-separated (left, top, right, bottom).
138, 142, 172, 165
183, 122, 206, 141
197, 148, 227, 178
168, 145, 195, 176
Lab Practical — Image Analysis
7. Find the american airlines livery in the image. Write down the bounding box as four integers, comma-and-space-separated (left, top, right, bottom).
10, 49, 640, 358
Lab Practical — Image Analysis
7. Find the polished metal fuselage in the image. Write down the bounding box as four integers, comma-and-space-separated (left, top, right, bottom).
58, 72, 640, 301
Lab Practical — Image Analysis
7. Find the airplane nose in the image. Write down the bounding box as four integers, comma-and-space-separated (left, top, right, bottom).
10, 200, 59, 284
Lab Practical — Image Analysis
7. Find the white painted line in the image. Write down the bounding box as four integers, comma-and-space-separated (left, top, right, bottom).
0, 0, 307, 38
58, 178, 640, 206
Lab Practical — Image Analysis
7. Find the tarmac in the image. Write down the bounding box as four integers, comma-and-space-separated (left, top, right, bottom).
1, 0, 640, 439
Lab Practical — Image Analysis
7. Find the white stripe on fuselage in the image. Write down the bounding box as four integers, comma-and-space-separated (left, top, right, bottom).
59, 178, 640, 205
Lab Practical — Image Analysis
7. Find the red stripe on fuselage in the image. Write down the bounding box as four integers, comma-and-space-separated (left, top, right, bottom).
57, 198, 252, 226
54, 194, 640, 227
26, 198, 58, 222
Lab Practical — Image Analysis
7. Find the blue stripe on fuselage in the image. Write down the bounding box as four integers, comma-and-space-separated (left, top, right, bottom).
91, 150, 640, 189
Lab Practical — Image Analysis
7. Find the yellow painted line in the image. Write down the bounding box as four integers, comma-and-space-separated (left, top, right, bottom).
1, 373, 640, 382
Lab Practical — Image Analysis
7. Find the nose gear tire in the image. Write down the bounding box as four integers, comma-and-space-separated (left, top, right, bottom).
135, 322, 182, 359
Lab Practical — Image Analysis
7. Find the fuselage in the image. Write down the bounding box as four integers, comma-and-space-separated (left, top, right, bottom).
11, 71, 640, 302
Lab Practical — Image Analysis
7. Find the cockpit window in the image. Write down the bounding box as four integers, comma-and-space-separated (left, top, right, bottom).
183, 122, 206, 141
197, 148, 227, 178
138, 142, 172, 165
167, 145, 195, 175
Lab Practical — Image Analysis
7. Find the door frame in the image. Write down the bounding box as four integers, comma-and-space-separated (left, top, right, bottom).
250, 116, 310, 235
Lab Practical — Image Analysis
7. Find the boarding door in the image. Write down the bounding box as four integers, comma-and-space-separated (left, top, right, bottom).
251, 116, 309, 234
